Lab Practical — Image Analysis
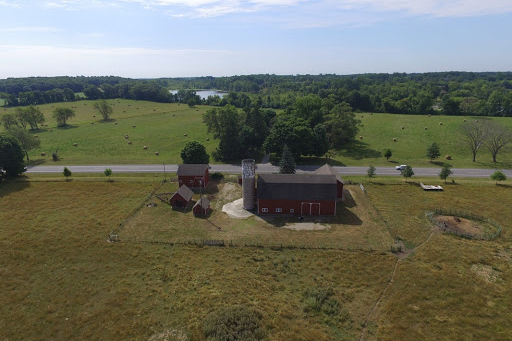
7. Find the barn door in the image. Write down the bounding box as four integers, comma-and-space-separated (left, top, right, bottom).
301, 202, 311, 216
311, 203, 320, 216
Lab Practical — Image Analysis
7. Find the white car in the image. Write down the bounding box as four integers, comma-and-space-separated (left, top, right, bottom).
395, 165, 408, 170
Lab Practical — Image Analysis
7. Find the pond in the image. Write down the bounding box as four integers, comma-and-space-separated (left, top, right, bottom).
169, 90, 228, 100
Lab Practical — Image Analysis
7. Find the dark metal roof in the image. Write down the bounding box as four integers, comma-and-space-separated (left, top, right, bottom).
174, 185, 194, 202
315, 164, 344, 184
193, 196, 210, 209
257, 174, 337, 201
177, 164, 209, 176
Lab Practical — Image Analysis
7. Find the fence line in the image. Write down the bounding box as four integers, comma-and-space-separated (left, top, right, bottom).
425, 208, 502, 240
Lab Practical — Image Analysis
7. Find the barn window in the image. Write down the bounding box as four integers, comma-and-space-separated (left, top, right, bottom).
276, 208, 282, 213
179, 180, 182, 183
290, 209, 294, 213
262, 208, 269, 213
190, 180, 193, 183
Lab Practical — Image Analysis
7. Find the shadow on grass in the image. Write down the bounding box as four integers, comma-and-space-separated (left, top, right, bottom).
430, 160, 449, 167
27, 158, 48, 166
0, 179, 30, 199
97, 119, 116, 124
339, 141, 382, 160
56, 124, 79, 130
496, 183, 512, 188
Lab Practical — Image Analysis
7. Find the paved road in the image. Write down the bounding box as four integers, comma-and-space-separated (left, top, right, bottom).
25, 164, 512, 178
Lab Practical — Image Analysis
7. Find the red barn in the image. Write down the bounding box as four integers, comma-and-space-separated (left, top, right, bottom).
314, 164, 344, 199
177, 164, 209, 188
193, 197, 211, 216
256, 174, 338, 216
169, 185, 194, 209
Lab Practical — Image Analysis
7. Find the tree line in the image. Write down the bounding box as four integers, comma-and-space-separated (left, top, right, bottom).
203, 96, 359, 161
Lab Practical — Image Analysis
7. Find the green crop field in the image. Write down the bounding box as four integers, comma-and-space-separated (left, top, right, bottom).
1, 100, 512, 167
1, 175, 511, 340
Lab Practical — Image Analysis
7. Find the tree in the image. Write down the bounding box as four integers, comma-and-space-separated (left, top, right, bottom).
401, 165, 414, 182
324, 104, 360, 149
7, 128, 40, 161
18, 106, 45, 130
484, 121, 512, 162
63, 167, 72, 180
203, 105, 241, 161
279, 145, 296, 174
426, 142, 441, 161
0, 112, 19, 130
384, 149, 392, 161
312, 124, 330, 158
367, 165, 376, 181
104, 168, 112, 182
53, 107, 76, 126
490, 170, 507, 185
263, 116, 314, 160
460, 121, 491, 162
0, 133, 25, 176
93, 99, 113, 121
180, 141, 210, 164
439, 164, 453, 183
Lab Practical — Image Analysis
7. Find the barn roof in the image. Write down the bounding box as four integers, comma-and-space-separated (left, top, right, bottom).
193, 196, 210, 209
315, 164, 343, 183
257, 174, 337, 201
177, 164, 209, 176
174, 184, 194, 202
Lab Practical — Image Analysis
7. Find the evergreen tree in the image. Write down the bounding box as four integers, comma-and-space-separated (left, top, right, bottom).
426, 142, 441, 160
279, 145, 296, 174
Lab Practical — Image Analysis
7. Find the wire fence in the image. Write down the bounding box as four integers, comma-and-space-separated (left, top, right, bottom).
425, 208, 502, 240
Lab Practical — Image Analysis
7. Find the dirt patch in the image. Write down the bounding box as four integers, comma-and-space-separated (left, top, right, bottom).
471, 264, 500, 283
148, 328, 188, 341
282, 222, 330, 231
435, 215, 486, 238
213, 182, 241, 209
222, 198, 255, 219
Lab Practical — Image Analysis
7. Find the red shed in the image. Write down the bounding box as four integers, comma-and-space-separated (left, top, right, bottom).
193, 196, 210, 216
315, 164, 344, 199
177, 164, 209, 188
256, 174, 337, 216
169, 185, 194, 209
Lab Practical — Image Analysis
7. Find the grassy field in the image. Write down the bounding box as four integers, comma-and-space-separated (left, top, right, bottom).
1, 175, 511, 340
119, 179, 394, 251
0, 177, 395, 341
1, 100, 217, 165
1, 101, 512, 167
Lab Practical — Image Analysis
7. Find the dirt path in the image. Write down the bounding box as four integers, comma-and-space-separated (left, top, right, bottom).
359, 228, 437, 341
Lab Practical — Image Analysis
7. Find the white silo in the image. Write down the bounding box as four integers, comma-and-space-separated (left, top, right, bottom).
241, 159, 255, 210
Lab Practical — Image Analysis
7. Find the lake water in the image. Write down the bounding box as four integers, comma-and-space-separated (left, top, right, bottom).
169, 90, 228, 100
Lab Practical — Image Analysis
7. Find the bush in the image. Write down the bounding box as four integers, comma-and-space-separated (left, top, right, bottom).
211, 172, 224, 180
203, 305, 265, 341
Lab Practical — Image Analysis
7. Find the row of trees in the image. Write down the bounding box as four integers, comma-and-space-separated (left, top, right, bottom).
461, 121, 512, 162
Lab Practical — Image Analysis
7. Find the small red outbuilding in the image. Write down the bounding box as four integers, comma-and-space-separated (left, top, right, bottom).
177, 164, 209, 188
169, 185, 194, 209
193, 196, 211, 216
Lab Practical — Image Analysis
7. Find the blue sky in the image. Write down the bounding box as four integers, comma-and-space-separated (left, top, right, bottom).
1, 0, 511, 78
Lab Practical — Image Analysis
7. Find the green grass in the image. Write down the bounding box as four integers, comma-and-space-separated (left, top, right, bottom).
307, 113, 512, 168
2, 101, 512, 168
0, 100, 217, 165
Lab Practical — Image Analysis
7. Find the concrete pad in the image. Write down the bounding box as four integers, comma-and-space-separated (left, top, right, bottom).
283, 222, 330, 231
222, 198, 255, 219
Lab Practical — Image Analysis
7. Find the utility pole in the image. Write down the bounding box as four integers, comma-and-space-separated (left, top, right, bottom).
163, 163, 167, 182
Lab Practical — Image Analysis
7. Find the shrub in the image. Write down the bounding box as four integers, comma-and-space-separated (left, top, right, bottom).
203, 305, 265, 341
211, 172, 224, 180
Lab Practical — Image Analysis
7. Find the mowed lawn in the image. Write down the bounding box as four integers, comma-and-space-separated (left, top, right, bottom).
317, 113, 512, 169
1, 100, 217, 164
2, 101, 512, 167
120, 180, 394, 251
